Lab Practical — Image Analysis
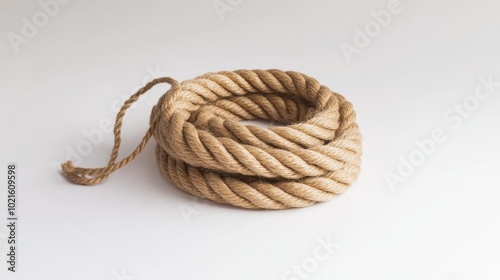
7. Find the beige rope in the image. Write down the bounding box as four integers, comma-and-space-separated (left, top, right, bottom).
61, 69, 362, 209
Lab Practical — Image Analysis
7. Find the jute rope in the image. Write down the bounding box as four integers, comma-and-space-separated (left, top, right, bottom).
61, 69, 362, 209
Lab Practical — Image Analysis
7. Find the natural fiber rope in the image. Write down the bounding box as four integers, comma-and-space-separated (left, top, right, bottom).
61, 69, 362, 209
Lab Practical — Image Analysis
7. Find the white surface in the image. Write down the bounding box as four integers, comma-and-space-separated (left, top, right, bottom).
1, 0, 499, 279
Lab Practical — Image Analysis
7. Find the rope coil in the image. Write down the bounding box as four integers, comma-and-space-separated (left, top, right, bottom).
61, 69, 362, 209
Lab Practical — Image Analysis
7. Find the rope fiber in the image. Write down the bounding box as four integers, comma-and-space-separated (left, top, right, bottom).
61, 69, 362, 209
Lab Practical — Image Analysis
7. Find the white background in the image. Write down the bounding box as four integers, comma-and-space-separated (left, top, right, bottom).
1, 0, 499, 279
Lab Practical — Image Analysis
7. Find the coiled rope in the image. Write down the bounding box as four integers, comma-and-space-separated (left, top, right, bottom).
61, 69, 362, 209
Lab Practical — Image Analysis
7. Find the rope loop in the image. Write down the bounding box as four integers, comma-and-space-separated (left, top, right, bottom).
61, 69, 362, 209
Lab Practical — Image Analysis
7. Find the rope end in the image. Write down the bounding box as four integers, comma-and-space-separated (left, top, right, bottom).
60, 160, 102, 186
61, 160, 75, 174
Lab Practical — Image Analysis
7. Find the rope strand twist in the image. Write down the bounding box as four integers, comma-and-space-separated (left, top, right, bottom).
61, 69, 362, 209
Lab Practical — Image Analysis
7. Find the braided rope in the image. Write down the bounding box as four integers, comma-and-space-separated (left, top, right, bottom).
61, 70, 362, 209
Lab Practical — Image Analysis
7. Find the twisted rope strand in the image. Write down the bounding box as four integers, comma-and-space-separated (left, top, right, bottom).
61, 70, 362, 209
